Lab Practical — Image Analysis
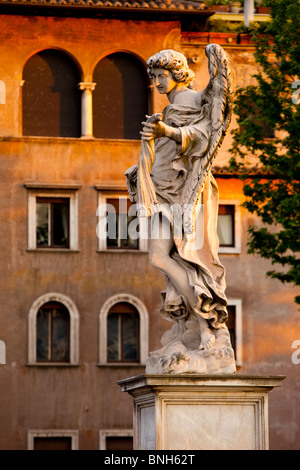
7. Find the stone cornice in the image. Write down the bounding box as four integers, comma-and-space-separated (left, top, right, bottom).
212, 165, 275, 178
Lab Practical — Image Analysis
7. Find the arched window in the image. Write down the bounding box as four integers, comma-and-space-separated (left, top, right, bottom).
28, 293, 79, 365
36, 301, 70, 362
93, 53, 149, 139
107, 302, 139, 363
99, 294, 149, 365
22, 49, 81, 137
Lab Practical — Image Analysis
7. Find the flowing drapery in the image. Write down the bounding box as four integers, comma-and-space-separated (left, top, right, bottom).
126, 103, 228, 328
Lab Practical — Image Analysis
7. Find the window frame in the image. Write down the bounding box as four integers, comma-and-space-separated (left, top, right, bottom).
98, 294, 149, 366
26, 185, 80, 251
218, 200, 241, 254
99, 429, 133, 450
28, 293, 80, 366
27, 430, 79, 450
36, 301, 70, 363
36, 197, 70, 249
238, 96, 276, 141
107, 304, 140, 363
97, 189, 148, 252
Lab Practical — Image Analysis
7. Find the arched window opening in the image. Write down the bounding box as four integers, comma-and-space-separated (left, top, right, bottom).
107, 302, 140, 362
93, 53, 149, 139
22, 49, 81, 137
36, 301, 70, 362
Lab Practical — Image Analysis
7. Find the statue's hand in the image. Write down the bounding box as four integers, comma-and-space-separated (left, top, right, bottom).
140, 113, 181, 143
145, 113, 163, 124
140, 118, 167, 141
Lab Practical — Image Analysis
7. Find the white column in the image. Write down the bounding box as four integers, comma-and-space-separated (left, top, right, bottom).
0, 80, 6, 104
0, 340, 5, 364
244, 0, 255, 27
78, 82, 96, 138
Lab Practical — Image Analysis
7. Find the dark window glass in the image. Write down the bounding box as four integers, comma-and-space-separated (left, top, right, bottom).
36, 197, 70, 248
239, 98, 275, 139
106, 198, 139, 250
106, 436, 133, 450
227, 305, 236, 358
107, 302, 139, 362
23, 49, 81, 137
261, 120, 275, 139
36, 302, 70, 362
34, 437, 72, 450
217, 204, 235, 247
93, 53, 149, 139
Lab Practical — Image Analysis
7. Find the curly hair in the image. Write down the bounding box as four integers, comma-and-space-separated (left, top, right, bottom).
147, 49, 195, 87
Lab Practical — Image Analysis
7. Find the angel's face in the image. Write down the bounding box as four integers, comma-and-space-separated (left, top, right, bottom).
151, 68, 177, 95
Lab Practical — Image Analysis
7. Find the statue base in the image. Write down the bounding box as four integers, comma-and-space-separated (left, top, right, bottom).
118, 374, 285, 450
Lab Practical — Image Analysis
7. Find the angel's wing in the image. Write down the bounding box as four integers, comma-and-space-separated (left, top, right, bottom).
181, 43, 233, 234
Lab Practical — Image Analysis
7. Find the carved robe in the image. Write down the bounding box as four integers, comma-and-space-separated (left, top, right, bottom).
126, 102, 228, 329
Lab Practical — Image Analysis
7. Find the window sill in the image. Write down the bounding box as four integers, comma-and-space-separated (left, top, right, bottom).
219, 247, 241, 254
0, 136, 141, 144
26, 362, 81, 367
26, 248, 80, 253
24, 183, 81, 190
97, 249, 148, 254
97, 363, 146, 368
261, 137, 276, 142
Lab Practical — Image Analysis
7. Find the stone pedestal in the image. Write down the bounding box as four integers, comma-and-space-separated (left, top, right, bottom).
118, 374, 285, 450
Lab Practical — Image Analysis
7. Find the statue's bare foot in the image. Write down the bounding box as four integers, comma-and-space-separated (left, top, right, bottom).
196, 314, 216, 350
199, 330, 215, 350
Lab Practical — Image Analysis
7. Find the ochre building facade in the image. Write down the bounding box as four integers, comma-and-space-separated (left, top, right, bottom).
0, 1, 299, 450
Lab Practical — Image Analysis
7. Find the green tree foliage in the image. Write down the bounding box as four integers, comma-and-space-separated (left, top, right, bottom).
229, 0, 300, 304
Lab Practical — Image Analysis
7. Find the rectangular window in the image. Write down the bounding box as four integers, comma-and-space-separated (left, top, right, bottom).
99, 430, 133, 450
97, 190, 148, 251
261, 121, 275, 139
36, 197, 70, 248
239, 97, 275, 140
106, 436, 133, 450
106, 198, 139, 250
28, 431, 79, 450
33, 437, 72, 450
217, 204, 235, 247
217, 201, 241, 254
107, 312, 139, 362
27, 186, 79, 251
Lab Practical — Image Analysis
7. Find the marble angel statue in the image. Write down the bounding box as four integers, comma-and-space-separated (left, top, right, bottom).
126, 45, 236, 374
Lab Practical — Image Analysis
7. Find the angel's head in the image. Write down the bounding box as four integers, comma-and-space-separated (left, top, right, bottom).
147, 50, 195, 92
